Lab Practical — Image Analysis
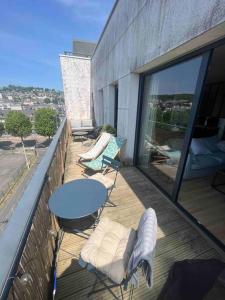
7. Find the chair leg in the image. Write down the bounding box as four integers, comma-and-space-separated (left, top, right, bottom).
88, 272, 121, 300
88, 276, 98, 296
107, 200, 117, 207
91, 208, 104, 228
71, 228, 90, 239
56, 229, 65, 256
106, 188, 117, 207
128, 285, 134, 300
120, 285, 124, 300
82, 173, 89, 178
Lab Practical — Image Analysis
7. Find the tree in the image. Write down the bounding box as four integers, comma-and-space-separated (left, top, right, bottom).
5, 111, 32, 168
44, 98, 51, 104
34, 108, 57, 139
52, 98, 58, 105
0, 122, 4, 136
101, 124, 116, 135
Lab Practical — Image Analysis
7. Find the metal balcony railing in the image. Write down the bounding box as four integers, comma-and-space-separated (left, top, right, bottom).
62, 51, 92, 58
0, 118, 70, 300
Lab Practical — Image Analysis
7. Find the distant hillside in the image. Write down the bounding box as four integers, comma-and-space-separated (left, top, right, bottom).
0, 84, 62, 93
155, 93, 193, 102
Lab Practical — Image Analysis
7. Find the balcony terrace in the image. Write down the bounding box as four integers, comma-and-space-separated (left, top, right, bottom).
0, 120, 223, 300
56, 136, 222, 299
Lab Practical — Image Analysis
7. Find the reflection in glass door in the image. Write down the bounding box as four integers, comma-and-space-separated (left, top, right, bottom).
137, 56, 203, 195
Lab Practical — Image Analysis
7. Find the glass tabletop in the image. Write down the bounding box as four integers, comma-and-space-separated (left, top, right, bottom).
72, 131, 88, 136
48, 179, 107, 219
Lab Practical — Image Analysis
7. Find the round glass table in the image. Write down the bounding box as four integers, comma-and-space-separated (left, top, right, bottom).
72, 131, 88, 143
49, 179, 107, 238
49, 178, 107, 219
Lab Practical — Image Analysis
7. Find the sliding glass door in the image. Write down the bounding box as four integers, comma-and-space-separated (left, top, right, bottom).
137, 55, 206, 196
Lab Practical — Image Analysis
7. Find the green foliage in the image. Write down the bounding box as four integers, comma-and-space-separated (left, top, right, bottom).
53, 98, 60, 105
155, 107, 191, 132
101, 124, 116, 135
153, 93, 193, 102
0, 122, 4, 136
5, 111, 32, 138
34, 108, 57, 138
44, 98, 51, 104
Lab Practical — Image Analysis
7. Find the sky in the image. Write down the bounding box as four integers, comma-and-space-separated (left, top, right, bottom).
0, 0, 115, 90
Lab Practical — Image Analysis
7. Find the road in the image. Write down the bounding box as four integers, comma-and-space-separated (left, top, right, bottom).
0, 153, 26, 193
0, 148, 46, 235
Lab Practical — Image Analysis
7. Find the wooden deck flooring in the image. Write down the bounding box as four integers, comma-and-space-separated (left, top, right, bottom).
56, 139, 222, 299
179, 176, 225, 244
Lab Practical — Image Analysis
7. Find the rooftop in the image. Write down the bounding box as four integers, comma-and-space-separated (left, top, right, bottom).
72, 40, 96, 58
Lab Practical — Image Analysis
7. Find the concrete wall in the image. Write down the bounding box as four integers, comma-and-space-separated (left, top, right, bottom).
60, 54, 91, 124
103, 85, 115, 127
93, 89, 104, 126
117, 73, 139, 162
91, 0, 225, 161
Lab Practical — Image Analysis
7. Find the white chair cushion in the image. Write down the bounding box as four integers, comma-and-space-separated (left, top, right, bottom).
90, 173, 114, 189
78, 133, 111, 160
81, 217, 136, 284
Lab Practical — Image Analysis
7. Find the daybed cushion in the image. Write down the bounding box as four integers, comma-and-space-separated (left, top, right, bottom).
191, 138, 212, 155
90, 173, 114, 189
213, 151, 225, 163
81, 217, 136, 284
217, 141, 225, 152
191, 135, 219, 155
190, 155, 222, 170
203, 135, 220, 152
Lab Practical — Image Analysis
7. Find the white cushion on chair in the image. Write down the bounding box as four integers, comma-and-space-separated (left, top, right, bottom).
81, 217, 136, 284
78, 132, 111, 160
90, 173, 114, 189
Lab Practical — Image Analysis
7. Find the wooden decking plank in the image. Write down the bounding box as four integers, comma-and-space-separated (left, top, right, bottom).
56, 140, 222, 300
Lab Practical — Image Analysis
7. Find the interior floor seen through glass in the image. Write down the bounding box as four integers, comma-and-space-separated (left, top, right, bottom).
178, 44, 225, 245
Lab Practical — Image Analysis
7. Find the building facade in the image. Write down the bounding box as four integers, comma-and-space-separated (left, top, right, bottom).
61, 0, 225, 250
90, 0, 225, 250
92, 0, 225, 160
60, 41, 96, 126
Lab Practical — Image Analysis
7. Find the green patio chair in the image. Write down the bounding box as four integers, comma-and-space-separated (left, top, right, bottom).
81, 136, 126, 172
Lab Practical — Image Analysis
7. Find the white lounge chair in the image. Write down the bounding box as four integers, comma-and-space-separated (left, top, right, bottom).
87, 155, 121, 207
78, 132, 111, 161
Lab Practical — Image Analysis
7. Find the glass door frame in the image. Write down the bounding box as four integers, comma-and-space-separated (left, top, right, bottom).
134, 50, 212, 202
114, 84, 118, 131
172, 50, 212, 202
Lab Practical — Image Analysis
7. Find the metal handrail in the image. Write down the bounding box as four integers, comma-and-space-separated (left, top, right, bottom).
62, 51, 92, 58
0, 118, 67, 299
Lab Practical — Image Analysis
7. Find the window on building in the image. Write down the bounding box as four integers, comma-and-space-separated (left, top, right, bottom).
137, 56, 203, 195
